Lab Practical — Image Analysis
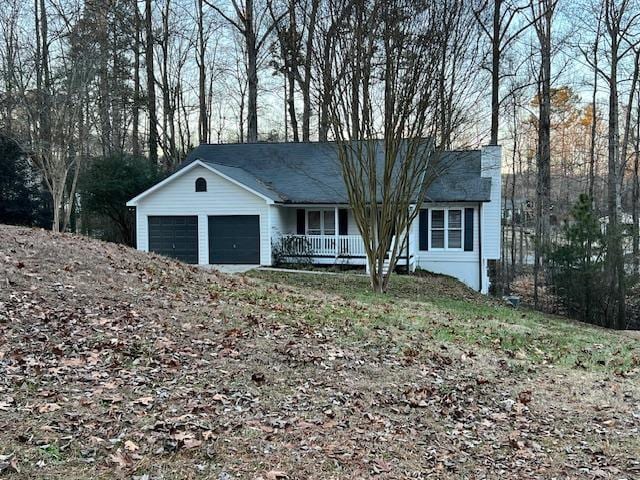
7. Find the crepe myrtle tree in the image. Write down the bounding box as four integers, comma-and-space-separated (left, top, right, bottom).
328, 0, 449, 293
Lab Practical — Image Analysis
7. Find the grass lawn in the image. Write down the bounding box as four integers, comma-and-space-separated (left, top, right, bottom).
249, 269, 640, 373
1, 225, 639, 479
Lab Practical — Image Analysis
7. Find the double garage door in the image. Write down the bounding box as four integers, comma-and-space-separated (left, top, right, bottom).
148, 215, 260, 264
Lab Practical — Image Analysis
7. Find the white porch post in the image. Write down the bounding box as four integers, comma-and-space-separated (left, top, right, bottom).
334, 206, 339, 259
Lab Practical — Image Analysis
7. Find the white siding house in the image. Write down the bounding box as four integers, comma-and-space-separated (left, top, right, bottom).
127, 143, 501, 293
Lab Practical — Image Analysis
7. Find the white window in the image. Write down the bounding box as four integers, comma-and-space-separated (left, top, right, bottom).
431, 210, 445, 248
307, 209, 335, 235
323, 210, 336, 235
308, 211, 321, 235
448, 209, 462, 248
430, 208, 463, 250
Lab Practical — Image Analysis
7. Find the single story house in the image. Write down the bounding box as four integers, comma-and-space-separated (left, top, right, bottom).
127, 142, 501, 293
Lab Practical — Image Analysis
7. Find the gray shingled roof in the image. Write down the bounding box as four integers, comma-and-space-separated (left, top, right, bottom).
182, 142, 491, 204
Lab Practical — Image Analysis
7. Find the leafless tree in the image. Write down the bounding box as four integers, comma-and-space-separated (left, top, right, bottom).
197, 0, 209, 143
145, 0, 159, 164
314, 0, 352, 141
601, 0, 639, 329
268, 0, 300, 141
531, 0, 557, 308
328, 0, 450, 292
474, 0, 537, 146
132, 0, 142, 157
159, 0, 177, 164
269, 0, 320, 141
21, 0, 97, 232
205, 0, 283, 142
633, 91, 640, 275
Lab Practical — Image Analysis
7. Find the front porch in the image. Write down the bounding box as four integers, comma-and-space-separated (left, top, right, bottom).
273, 206, 415, 270
277, 233, 415, 269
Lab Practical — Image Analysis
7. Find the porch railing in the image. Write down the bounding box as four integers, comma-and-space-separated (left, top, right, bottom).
282, 234, 366, 257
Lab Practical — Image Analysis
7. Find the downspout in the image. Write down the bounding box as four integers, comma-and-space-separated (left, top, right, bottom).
478, 202, 483, 293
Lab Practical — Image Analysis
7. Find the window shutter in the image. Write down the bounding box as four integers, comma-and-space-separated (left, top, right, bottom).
338, 209, 348, 235
419, 209, 428, 250
296, 209, 305, 234
464, 208, 474, 251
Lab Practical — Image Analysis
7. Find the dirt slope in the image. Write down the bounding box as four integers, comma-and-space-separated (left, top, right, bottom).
0, 225, 639, 479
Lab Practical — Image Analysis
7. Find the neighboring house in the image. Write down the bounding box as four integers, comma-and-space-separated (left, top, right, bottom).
502, 196, 533, 224
599, 213, 637, 256
127, 142, 501, 293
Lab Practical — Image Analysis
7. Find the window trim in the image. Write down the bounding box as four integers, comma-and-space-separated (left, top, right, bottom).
195, 177, 207, 192
429, 208, 464, 251
306, 209, 336, 236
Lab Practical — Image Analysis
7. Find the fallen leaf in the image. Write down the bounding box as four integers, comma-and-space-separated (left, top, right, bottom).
124, 440, 139, 452
173, 431, 195, 442
183, 439, 202, 449
518, 390, 532, 405
109, 449, 132, 469
212, 393, 228, 402
134, 396, 153, 406
38, 403, 61, 413
265, 470, 288, 479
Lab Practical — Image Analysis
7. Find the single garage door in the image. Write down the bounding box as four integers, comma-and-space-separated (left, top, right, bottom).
148, 216, 198, 264
209, 215, 260, 264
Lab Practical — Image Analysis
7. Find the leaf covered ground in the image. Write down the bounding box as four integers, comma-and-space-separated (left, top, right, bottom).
1, 225, 639, 479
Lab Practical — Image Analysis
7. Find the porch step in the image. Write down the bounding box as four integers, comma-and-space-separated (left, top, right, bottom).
365, 259, 391, 276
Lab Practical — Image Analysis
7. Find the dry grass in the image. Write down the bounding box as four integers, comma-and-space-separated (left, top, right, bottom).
1, 225, 639, 479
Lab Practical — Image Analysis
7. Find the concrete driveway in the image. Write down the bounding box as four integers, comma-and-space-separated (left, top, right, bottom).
199, 264, 258, 274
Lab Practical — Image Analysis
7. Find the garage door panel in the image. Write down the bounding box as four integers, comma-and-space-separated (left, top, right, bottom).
148, 216, 198, 264
212, 249, 255, 264
208, 215, 260, 264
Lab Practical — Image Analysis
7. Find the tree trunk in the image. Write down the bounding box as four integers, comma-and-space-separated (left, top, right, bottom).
288, 1, 297, 141
619, 49, 640, 189
145, 0, 158, 165
132, 0, 141, 157
160, 0, 176, 166
286, 53, 299, 142
489, 0, 501, 146
111, 19, 124, 153
245, 0, 258, 143
350, 2, 362, 139
510, 102, 518, 289
633, 99, 639, 276
588, 27, 600, 202
605, 10, 626, 329
39, 0, 51, 145
197, 0, 208, 144
533, 0, 553, 308
538, 21, 552, 255
97, 3, 111, 156
300, 0, 318, 142
280, 0, 299, 142
318, 35, 333, 142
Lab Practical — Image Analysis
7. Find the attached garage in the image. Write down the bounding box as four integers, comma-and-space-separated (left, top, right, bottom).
148, 216, 199, 264
208, 215, 260, 264
127, 160, 281, 267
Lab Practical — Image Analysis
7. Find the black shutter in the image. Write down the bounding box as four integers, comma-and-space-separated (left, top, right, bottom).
296, 209, 305, 234
338, 209, 348, 235
464, 207, 474, 251
419, 209, 428, 250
